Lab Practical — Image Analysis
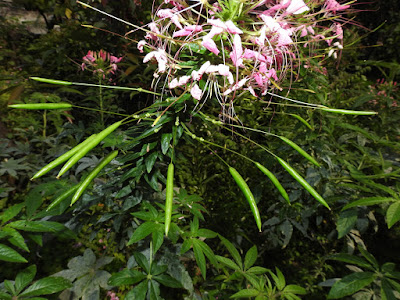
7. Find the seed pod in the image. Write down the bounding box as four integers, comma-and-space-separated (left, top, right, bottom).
46, 184, 80, 211
276, 157, 330, 210
278, 136, 320, 167
8, 103, 72, 110
30, 77, 72, 85
229, 167, 262, 232
320, 107, 377, 115
70, 150, 118, 205
57, 120, 122, 178
31, 134, 97, 180
255, 162, 290, 204
165, 163, 174, 236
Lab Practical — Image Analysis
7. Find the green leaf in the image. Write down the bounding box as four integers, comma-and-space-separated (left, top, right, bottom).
357, 246, 379, 270
218, 235, 242, 269
145, 152, 158, 173
0, 291, 11, 300
386, 278, 400, 293
327, 272, 375, 299
343, 197, 396, 210
126, 280, 148, 300
0, 243, 27, 263
154, 274, 182, 288
3, 228, 29, 252
161, 133, 172, 155
6, 220, 75, 238
283, 284, 307, 295
216, 256, 241, 271
337, 209, 358, 239
381, 278, 397, 300
246, 266, 269, 275
230, 289, 260, 298
108, 269, 146, 286
149, 280, 161, 300
244, 246, 257, 270
197, 229, 217, 239
0, 203, 25, 223
196, 239, 218, 267
152, 226, 164, 254
386, 202, 400, 228
180, 239, 192, 254
15, 265, 37, 294
134, 252, 150, 274
4, 280, 15, 295
192, 239, 207, 279
19, 277, 72, 297
127, 222, 158, 245
326, 253, 373, 270
275, 267, 286, 290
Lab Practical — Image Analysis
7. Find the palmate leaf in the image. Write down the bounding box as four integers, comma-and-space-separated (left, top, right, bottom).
327, 272, 375, 299
15, 265, 37, 294
108, 269, 146, 286
218, 235, 242, 269
126, 280, 148, 300
192, 239, 207, 279
230, 289, 260, 298
216, 255, 241, 271
386, 202, 400, 228
127, 222, 159, 245
244, 245, 257, 270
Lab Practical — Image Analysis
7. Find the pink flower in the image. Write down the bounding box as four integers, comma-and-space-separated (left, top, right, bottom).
229, 34, 244, 67
110, 56, 123, 64
202, 37, 220, 55
137, 40, 146, 53
325, 0, 350, 12
143, 49, 168, 73
223, 78, 248, 96
284, 0, 310, 15
173, 25, 202, 38
192, 61, 211, 81
191, 84, 202, 100
157, 9, 183, 29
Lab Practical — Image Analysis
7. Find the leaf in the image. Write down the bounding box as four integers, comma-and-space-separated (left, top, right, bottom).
196, 239, 218, 267
244, 246, 257, 270
154, 274, 182, 288
230, 289, 260, 298
161, 133, 172, 155
149, 280, 161, 300
216, 256, 241, 271
326, 253, 373, 270
337, 209, 358, 239
152, 226, 164, 254
386, 202, 400, 228
192, 239, 207, 279
327, 272, 375, 299
127, 222, 158, 245
342, 197, 396, 210
19, 277, 72, 297
6, 221, 75, 238
134, 252, 150, 274
145, 152, 158, 173
218, 235, 242, 269
283, 284, 307, 295
126, 280, 148, 300
357, 246, 379, 270
246, 266, 269, 275
278, 136, 320, 167
3, 228, 29, 252
197, 229, 217, 239
0, 291, 11, 300
108, 269, 146, 286
275, 267, 286, 290
0, 203, 25, 223
0, 243, 27, 263
15, 265, 37, 294
381, 278, 397, 300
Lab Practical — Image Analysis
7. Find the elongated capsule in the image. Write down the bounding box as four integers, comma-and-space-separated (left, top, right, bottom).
255, 162, 290, 204
165, 163, 174, 236
57, 120, 122, 178
320, 107, 377, 115
278, 136, 320, 167
70, 150, 118, 205
8, 103, 72, 110
46, 184, 80, 211
30, 77, 72, 85
229, 167, 262, 232
31, 134, 97, 180
276, 157, 330, 210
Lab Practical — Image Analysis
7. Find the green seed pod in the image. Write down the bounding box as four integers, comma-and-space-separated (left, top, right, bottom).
165, 163, 174, 236
276, 157, 330, 210
278, 136, 320, 167
8, 103, 72, 110
57, 121, 122, 178
70, 150, 118, 205
229, 167, 262, 232
255, 162, 290, 204
46, 184, 80, 211
31, 134, 97, 180
30, 77, 72, 85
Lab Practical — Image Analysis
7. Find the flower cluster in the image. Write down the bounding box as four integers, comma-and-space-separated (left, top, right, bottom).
106, 291, 119, 300
81, 50, 123, 80
137, 0, 353, 117
368, 79, 399, 109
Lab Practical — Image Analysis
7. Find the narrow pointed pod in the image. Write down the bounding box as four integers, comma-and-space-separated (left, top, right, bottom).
320, 107, 377, 115
70, 150, 118, 206
165, 163, 174, 236
278, 136, 321, 167
57, 120, 122, 178
8, 103, 72, 110
229, 167, 262, 232
276, 157, 330, 210
46, 184, 80, 211
31, 134, 97, 180
255, 162, 290, 204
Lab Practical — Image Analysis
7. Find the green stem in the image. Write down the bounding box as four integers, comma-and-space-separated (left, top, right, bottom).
99, 77, 104, 127
43, 110, 47, 138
